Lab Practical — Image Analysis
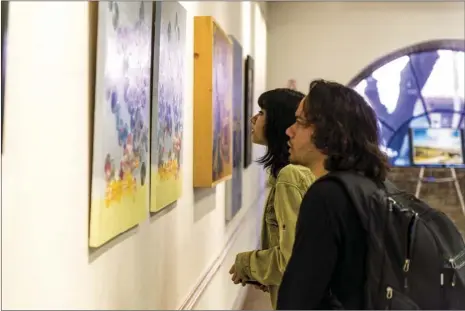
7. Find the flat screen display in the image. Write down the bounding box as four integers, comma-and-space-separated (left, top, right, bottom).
409, 128, 464, 167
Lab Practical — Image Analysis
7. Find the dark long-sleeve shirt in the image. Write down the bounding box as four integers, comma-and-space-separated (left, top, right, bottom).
277, 179, 367, 310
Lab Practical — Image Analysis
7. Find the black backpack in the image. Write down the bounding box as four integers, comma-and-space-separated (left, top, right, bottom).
320, 171, 465, 310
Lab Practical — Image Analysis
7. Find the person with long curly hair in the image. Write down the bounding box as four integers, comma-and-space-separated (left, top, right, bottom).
277, 79, 390, 310
229, 88, 316, 309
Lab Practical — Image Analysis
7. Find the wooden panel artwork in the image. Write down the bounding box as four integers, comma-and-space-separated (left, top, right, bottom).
193, 16, 233, 187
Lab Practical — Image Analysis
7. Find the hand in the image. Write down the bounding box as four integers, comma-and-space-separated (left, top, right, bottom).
229, 263, 246, 286
252, 284, 269, 293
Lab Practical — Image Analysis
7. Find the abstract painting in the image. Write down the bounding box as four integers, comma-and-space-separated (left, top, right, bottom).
244, 55, 255, 168
89, 2, 153, 247
225, 35, 243, 222
193, 17, 233, 187
1, 1, 9, 152
150, 2, 186, 212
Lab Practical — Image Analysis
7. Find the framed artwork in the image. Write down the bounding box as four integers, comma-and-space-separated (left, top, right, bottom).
1, 1, 9, 152
89, 2, 154, 247
193, 16, 233, 187
225, 35, 244, 221
244, 55, 254, 168
150, 2, 186, 212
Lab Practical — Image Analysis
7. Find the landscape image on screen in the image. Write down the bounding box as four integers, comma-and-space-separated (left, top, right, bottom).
410, 128, 463, 166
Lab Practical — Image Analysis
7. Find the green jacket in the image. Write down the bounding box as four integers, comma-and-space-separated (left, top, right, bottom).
234, 164, 316, 309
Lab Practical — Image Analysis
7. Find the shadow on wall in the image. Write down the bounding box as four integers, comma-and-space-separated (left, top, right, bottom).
150, 202, 178, 222
88, 226, 139, 263
194, 187, 217, 222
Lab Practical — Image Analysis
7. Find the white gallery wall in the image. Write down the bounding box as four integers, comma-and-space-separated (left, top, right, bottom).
267, 2, 465, 91
1, 1, 267, 309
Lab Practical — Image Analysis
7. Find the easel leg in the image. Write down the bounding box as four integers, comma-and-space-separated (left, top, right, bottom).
450, 168, 465, 216
415, 167, 425, 198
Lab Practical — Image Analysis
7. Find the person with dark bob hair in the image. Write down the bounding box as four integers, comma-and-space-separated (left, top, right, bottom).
277, 79, 390, 309
229, 88, 316, 309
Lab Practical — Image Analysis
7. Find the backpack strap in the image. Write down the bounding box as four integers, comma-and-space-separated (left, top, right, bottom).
316, 171, 387, 232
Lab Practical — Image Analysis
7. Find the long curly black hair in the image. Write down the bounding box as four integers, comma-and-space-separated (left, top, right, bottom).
303, 79, 390, 183
257, 88, 305, 178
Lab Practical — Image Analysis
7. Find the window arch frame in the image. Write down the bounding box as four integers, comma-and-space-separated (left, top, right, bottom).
347, 39, 465, 87
347, 39, 465, 166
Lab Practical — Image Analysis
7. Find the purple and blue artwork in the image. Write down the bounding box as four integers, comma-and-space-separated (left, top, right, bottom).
226, 35, 244, 221
212, 24, 233, 182
150, 1, 186, 212
89, 1, 153, 247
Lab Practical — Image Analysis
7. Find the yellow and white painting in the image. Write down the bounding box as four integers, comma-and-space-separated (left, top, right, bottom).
89, 2, 153, 247
150, 2, 186, 212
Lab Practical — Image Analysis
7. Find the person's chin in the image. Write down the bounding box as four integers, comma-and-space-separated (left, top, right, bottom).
288, 154, 300, 165
251, 136, 264, 145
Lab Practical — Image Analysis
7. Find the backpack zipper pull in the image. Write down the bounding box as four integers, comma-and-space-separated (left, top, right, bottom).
386, 287, 393, 299
403, 259, 410, 272
385, 287, 393, 310
403, 259, 410, 289
440, 273, 444, 286
451, 271, 456, 287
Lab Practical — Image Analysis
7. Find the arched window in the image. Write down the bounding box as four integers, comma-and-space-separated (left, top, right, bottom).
348, 39, 465, 167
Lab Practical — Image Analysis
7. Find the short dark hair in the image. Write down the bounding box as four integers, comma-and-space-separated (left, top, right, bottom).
257, 88, 305, 178
303, 79, 390, 183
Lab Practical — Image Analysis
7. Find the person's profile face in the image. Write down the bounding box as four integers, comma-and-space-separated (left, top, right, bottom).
250, 109, 267, 146
286, 98, 316, 167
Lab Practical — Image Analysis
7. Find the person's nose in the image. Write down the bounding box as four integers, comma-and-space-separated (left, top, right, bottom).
250, 115, 257, 125
285, 124, 293, 138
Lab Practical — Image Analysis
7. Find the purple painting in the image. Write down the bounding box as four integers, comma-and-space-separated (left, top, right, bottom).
212, 24, 232, 182
89, 1, 153, 247
150, 1, 186, 212
226, 35, 243, 221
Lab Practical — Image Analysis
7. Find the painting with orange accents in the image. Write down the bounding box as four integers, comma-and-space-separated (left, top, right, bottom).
193, 17, 233, 187
150, 2, 186, 212
89, 1, 153, 247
